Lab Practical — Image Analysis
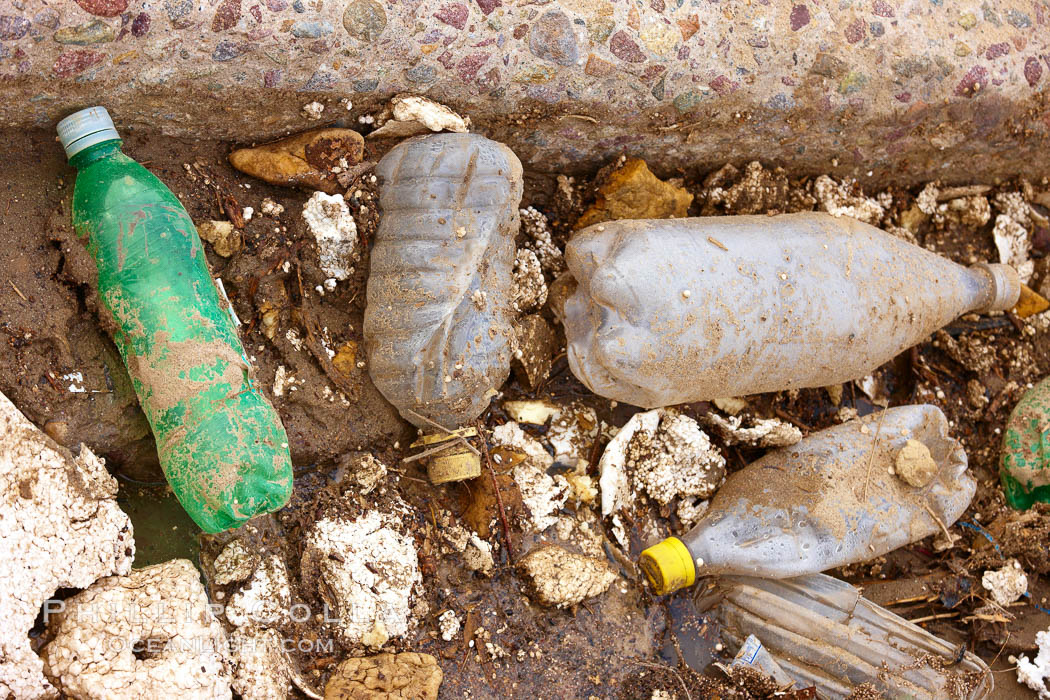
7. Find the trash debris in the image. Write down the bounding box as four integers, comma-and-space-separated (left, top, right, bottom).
229, 628, 293, 700
196, 219, 242, 257
229, 127, 365, 194
701, 412, 802, 448
993, 191, 1035, 282
598, 409, 725, 517
437, 610, 461, 641
813, 174, 889, 226
564, 212, 1021, 408
700, 161, 790, 216
641, 405, 974, 593
324, 652, 442, 700
0, 390, 134, 700
723, 635, 793, 687
492, 422, 568, 532
390, 94, 470, 133
302, 191, 359, 281
512, 248, 548, 313
211, 538, 258, 586
300, 509, 423, 648
517, 544, 617, 608
981, 559, 1028, 606
575, 157, 693, 230
225, 554, 292, 629
1014, 628, 1050, 699
1001, 376, 1050, 509
301, 100, 325, 120
365, 133, 522, 481
699, 574, 991, 699
58, 106, 293, 533
410, 428, 481, 484
42, 559, 232, 700
1014, 283, 1050, 318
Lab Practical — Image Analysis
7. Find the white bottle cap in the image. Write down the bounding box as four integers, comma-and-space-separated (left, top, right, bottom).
56, 106, 121, 159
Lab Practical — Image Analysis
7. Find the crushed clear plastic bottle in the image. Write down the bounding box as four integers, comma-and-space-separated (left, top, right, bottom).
641, 405, 975, 593
364, 133, 522, 428
563, 212, 1021, 408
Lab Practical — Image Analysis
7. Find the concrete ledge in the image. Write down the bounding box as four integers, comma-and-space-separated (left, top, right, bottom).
2, 0, 1048, 183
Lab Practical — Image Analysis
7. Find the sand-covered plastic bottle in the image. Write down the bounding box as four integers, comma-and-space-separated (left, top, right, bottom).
58, 106, 293, 533
364, 133, 522, 483
563, 212, 1021, 407
641, 405, 974, 594
1001, 376, 1050, 510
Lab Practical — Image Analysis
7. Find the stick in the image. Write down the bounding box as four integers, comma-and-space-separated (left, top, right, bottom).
8, 280, 26, 302
476, 420, 514, 563
862, 409, 887, 499
908, 612, 959, 624
404, 407, 481, 457
924, 501, 954, 544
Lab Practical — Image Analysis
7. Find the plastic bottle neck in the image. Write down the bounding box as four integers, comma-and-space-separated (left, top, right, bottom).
69, 139, 124, 170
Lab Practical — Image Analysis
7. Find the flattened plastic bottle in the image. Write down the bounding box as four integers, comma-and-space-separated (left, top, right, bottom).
1001, 376, 1050, 509
700, 573, 992, 699
563, 212, 1021, 408
364, 133, 523, 431
641, 405, 975, 594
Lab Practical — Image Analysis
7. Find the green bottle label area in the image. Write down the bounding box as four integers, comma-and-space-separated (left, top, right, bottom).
1000, 377, 1050, 510
71, 140, 292, 532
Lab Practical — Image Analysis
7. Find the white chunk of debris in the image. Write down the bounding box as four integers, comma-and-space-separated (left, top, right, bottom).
42, 560, 231, 700
993, 214, 1033, 283
676, 498, 710, 529
212, 539, 259, 586
547, 404, 599, 467
226, 555, 292, 629
438, 610, 462, 642
599, 410, 726, 516
301, 510, 422, 648
982, 559, 1028, 607
260, 198, 284, 217
0, 391, 134, 700
894, 439, 938, 488
512, 248, 548, 314
390, 94, 470, 133
702, 413, 802, 448
339, 453, 388, 494
518, 544, 616, 608
502, 399, 560, 425
62, 371, 86, 392
273, 366, 289, 397
519, 206, 565, 275
651, 691, 674, 700
439, 519, 495, 576
229, 628, 292, 700
491, 422, 569, 532
302, 192, 359, 281
712, 397, 748, 415
813, 174, 888, 226
1015, 629, 1050, 699
301, 101, 325, 119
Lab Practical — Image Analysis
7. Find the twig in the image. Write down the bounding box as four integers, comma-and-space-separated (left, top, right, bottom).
632, 661, 692, 700
885, 594, 938, 606
707, 235, 728, 251
562, 113, 598, 123
908, 612, 959, 624
7, 280, 26, 302
862, 409, 887, 499
924, 501, 954, 544
401, 441, 465, 464
403, 407, 481, 457
476, 420, 514, 564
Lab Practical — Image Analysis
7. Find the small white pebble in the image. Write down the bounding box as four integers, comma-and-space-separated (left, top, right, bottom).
242, 206, 254, 221
681, 290, 691, 299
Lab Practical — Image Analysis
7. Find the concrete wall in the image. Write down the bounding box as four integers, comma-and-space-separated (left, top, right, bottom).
1, 0, 1048, 184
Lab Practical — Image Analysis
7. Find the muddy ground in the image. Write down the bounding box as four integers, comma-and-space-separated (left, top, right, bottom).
1, 125, 1049, 699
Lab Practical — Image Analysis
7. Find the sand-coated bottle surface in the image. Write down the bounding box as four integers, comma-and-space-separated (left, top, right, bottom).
1001, 376, 1050, 510
641, 405, 974, 593
59, 106, 293, 533
564, 212, 1021, 408
364, 133, 523, 431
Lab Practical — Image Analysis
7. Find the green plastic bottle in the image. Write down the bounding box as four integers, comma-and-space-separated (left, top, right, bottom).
1001, 377, 1050, 510
58, 106, 293, 533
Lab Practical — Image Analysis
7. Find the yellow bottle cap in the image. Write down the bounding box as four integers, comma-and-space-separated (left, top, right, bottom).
639, 537, 696, 595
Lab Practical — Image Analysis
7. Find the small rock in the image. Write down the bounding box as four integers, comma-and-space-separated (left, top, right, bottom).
324, 653, 442, 700
576, 158, 693, 229
894, 438, 938, 488
42, 560, 231, 700
229, 128, 364, 194
511, 314, 556, 389
54, 19, 116, 44
388, 94, 469, 133
529, 9, 578, 66
982, 559, 1028, 607
302, 192, 359, 281
342, 0, 386, 41
518, 544, 616, 608
291, 19, 333, 38
197, 219, 242, 257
